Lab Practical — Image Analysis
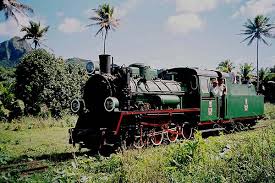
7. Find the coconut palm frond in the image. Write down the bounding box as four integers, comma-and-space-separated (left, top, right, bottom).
1, 0, 33, 24
20, 21, 49, 50
217, 59, 235, 73
87, 3, 120, 54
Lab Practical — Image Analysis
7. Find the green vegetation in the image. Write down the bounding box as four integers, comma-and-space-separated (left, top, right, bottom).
0, 116, 76, 163
0, 49, 88, 120
239, 62, 254, 81
217, 59, 235, 73
0, 66, 24, 121
15, 49, 88, 118
0, 104, 274, 182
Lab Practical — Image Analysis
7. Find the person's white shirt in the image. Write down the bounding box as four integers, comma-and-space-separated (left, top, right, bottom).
210, 83, 225, 97
210, 84, 219, 97
218, 83, 226, 96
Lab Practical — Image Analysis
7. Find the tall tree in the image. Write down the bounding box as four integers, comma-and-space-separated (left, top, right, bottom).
88, 3, 119, 54
259, 67, 270, 92
0, 0, 33, 24
20, 21, 49, 49
239, 63, 255, 82
259, 67, 270, 82
217, 59, 235, 73
240, 15, 275, 92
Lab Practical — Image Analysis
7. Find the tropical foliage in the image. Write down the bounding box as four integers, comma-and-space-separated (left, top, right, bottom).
15, 49, 88, 118
217, 59, 235, 73
241, 15, 275, 91
0, 67, 24, 121
239, 63, 254, 82
257, 67, 270, 95
259, 67, 270, 83
20, 21, 49, 49
88, 3, 119, 54
0, 0, 33, 23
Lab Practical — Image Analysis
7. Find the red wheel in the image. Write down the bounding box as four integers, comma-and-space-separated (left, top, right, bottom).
181, 123, 193, 140
236, 122, 245, 131
166, 127, 178, 143
133, 135, 145, 149
133, 126, 145, 149
150, 129, 164, 145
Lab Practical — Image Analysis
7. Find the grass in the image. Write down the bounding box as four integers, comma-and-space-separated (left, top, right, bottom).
264, 103, 275, 120
0, 104, 275, 182
0, 116, 76, 163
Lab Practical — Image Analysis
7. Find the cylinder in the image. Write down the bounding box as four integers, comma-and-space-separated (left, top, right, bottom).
99, 54, 111, 74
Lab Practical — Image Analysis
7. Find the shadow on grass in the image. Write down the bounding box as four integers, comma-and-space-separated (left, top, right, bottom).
6, 150, 99, 165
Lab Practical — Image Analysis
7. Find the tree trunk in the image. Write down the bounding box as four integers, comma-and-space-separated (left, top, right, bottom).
256, 38, 259, 93
103, 30, 107, 54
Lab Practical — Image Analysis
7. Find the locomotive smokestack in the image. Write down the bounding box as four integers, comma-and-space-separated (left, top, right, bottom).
99, 54, 111, 74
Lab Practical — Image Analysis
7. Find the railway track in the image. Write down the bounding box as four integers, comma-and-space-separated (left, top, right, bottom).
0, 160, 49, 176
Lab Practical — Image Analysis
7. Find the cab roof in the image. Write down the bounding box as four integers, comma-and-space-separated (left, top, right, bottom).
160, 67, 231, 79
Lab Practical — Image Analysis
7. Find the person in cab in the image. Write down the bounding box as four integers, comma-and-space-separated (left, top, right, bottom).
218, 78, 227, 96
210, 79, 219, 97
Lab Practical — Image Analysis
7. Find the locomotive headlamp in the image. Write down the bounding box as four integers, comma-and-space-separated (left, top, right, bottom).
86, 61, 95, 74
70, 98, 85, 113
104, 97, 119, 112
71, 99, 81, 113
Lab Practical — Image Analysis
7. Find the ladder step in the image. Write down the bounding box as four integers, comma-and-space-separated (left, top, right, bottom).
201, 128, 225, 133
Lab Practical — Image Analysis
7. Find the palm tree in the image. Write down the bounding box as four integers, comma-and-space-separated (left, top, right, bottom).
217, 59, 235, 73
20, 21, 49, 49
239, 63, 255, 83
259, 67, 270, 82
258, 67, 270, 93
240, 15, 275, 92
87, 3, 119, 54
0, 0, 33, 24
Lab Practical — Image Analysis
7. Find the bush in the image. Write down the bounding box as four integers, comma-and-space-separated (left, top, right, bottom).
0, 79, 23, 121
15, 49, 87, 118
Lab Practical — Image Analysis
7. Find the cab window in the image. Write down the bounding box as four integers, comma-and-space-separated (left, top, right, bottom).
200, 77, 209, 93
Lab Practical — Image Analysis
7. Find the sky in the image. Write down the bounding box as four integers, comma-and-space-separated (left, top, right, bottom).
0, 0, 275, 71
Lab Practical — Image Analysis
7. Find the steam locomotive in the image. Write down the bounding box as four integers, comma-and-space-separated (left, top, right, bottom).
69, 54, 264, 151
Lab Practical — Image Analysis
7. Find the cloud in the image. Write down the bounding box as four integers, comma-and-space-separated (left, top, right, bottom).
176, 0, 240, 13
114, 0, 141, 18
0, 13, 47, 37
0, 19, 23, 37
58, 18, 85, 33
176, 0, 218, 13
233, 0, 275, 17
56, 11, 64, 17
83, 0, 141, 20
166, 0, 238, 34
166, 13, 204, 34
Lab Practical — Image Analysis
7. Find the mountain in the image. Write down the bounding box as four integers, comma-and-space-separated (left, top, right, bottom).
66, 58, 101, 71
0, 37, 32, 67
66, 57, 91, 66
0, 37, 96, 68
